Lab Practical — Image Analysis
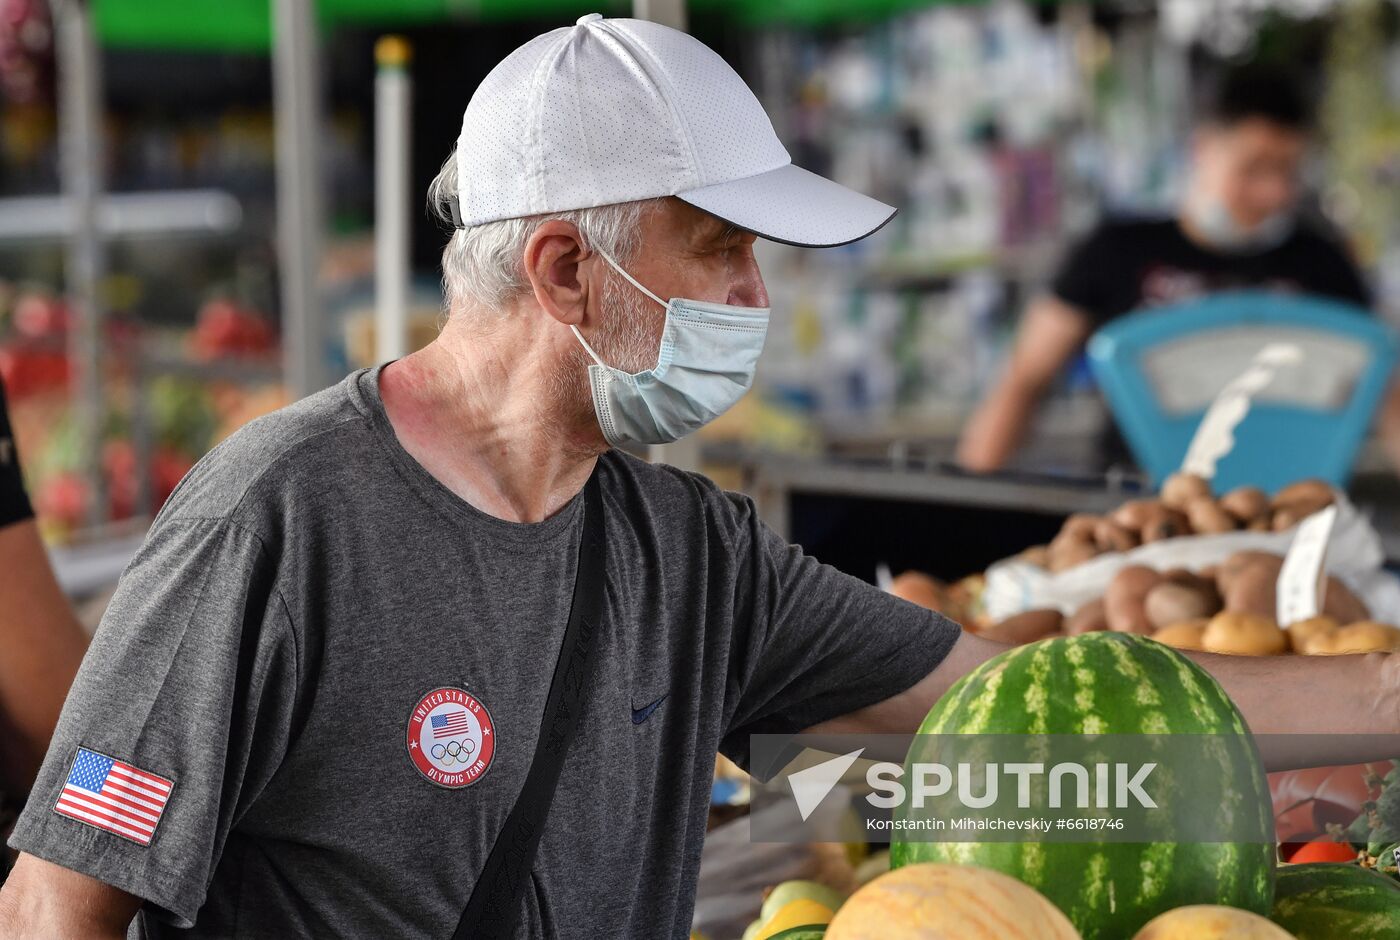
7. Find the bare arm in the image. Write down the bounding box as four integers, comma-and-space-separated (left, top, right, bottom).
0, 520, 88, 792
1373, 372, 1400, 476
0, 854, 140, 938
814, 631, 1400, 772
955, 295, 1093, 472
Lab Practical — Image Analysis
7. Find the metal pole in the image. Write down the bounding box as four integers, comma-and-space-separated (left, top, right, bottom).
54, 0, 107, 528
272, 0, 325, 397
374, 36, 412, 364
633, 0, 697, 470
633, 0, 687, 31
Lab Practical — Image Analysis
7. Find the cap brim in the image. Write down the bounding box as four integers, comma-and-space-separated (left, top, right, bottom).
677, 163, 896, 249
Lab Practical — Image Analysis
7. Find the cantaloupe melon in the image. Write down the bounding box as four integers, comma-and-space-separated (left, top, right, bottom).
825, 863, 1080, 939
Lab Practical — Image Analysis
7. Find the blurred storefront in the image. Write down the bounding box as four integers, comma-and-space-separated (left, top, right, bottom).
4, 0, 1400, 589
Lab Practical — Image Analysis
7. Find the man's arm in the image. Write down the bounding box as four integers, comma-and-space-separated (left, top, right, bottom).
0, 853, 140, 938
813, 632, 1400, 771
0, 520, 89, 793
1373, 374, 1400, 476
955, 295, 1093, 472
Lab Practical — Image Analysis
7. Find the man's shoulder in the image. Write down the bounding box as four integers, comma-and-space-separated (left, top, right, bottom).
600, 448, 755, 538
155, 373, 371, 526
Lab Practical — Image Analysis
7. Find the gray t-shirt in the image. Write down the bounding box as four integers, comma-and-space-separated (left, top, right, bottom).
10, 366, 958, 938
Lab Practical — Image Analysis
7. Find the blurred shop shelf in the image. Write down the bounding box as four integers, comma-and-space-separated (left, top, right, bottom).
0, 190, 243, 243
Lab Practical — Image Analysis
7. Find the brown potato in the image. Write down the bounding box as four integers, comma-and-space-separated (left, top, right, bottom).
1284, 615, 1339, 652
1141, 507, 1190, 543
1162, 568, 1218, 594
1153, 620, 1208, 651
1271, 504, 1316, 532
1093, 518, 1139, 554
1322, 576, 1370, 624
1272, 479, 1334, 509
1018, 544, 1051, 569
1104, 565, 1163, 634
1222, 565, 1279, 622
1058, 513, 1101, 543
1066, 598, 1109, 635
1145, 581, 1222, 630
1202, 611, 1287, 656
1047, 535, 1099, 573
1303, 620, 1400, 655
1184, 496, 1238, 535
1219, 485, 1269, 524
1217, 551, 1284, 592
1111, 499, 1159, 532
1161, 472, 1212, 510
980, 609, 1065, 645
889, 571, 946, 611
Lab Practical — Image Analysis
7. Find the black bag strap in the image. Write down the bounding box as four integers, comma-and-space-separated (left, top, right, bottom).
452, 470, 606, 940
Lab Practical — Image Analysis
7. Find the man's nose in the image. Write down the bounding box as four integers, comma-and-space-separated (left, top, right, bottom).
729, 254, 769, 308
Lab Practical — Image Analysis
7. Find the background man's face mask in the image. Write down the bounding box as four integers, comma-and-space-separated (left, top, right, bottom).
1186, 192, 1295, 254
570, 248, 770, 447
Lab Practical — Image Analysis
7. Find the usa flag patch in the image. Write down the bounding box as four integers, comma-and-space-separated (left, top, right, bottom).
53, 747, 173, 846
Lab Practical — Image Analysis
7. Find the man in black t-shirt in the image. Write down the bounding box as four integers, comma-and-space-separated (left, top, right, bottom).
958, 66, 1379, 472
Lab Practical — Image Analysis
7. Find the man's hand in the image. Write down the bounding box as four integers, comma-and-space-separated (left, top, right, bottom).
0, 853, 140, 939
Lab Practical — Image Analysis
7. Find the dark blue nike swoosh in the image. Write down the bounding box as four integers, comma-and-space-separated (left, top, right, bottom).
631, 694, 669, 725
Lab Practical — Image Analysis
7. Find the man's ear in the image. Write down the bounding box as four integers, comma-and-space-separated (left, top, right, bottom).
523, 220, 593, 327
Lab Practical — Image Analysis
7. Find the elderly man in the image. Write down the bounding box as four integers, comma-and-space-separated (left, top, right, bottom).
1, 15, 1396, 939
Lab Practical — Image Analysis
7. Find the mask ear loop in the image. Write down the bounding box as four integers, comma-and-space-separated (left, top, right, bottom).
570, 324, 608, 368
571, 245, 670, 368
592, 246, 668, 310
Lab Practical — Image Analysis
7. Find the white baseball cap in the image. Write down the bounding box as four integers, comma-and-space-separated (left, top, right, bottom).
451, 13, 896, 248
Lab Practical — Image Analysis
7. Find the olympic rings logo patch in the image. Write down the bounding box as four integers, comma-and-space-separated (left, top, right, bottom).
406, 687, 496, 789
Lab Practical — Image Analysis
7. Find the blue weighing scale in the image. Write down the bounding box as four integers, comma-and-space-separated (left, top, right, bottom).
1087, 291, 1399, 494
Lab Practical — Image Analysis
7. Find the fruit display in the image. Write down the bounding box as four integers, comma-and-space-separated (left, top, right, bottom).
1, 286, 288, 540
906, 547, 1400, 656
1037, 474, 1333, 574
824, 864, 1078, 940
888, 570, 988, 630
890, 633, 1276, 940
1270, 862, 1400, 938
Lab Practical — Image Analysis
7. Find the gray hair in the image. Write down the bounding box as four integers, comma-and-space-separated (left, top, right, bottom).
427, 150, 657, 313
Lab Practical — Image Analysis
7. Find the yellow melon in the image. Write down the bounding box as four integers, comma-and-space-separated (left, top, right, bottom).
754, 899, 835, 940
825, 863, 1080, 939
1131, 904, 1293, 939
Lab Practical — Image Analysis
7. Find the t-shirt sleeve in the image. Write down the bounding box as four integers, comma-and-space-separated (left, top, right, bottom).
1049, 222, 1122, 327
716, 492, 961, 771
7, 516, 298, 928
0, 376, 34, 529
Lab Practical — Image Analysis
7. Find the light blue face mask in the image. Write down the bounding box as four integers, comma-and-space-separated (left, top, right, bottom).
570, 248, 770, 447
1186, 197, 1295, 254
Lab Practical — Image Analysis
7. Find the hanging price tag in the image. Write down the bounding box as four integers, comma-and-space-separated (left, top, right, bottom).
1276, 504, 1339, 626
1181, 343, 1302, 480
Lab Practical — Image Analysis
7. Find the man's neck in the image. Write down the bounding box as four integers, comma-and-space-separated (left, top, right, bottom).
377, 311, 605, 524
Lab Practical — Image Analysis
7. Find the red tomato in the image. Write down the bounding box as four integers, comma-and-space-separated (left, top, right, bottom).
1287, 840, 1358, 864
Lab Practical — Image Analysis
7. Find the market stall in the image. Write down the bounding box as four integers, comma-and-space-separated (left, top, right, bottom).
3, 1, 1400, 937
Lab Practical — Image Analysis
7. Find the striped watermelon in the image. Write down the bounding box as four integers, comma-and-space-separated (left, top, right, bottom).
891, 632, 1276, 940
1271, 863, 1400, 938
